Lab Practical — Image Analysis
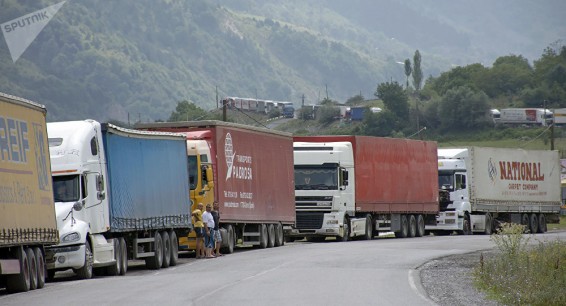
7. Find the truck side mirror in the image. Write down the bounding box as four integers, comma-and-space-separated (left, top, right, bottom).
96, 174, 104, 191
341, 169, 349, 185
206, 167, 214, 188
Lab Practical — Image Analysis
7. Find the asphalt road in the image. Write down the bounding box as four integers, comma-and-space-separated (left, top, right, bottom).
2, 232, 565, 306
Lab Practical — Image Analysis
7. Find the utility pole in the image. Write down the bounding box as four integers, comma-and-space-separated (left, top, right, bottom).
222, 98, 227, 122
216, 86, 219, 109
301, 94, 305, 120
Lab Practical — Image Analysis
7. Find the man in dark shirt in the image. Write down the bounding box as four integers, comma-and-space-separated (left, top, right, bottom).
211, 201, 223, 256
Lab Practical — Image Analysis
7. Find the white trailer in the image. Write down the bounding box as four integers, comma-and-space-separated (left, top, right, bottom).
427, 147, 561, 235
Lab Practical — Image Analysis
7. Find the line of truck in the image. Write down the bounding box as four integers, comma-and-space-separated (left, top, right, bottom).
2, 91, 562, 294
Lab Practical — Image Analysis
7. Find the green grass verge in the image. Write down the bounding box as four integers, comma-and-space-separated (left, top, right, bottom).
473, 223, 566, 305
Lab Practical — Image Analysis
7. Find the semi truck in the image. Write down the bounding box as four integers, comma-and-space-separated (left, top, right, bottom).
286, 136, 439, 241
136, 120, 296, 253
1, 92, 58, 293
428, 147, 561, 235
494, 108, 552, 126
46, 120, 192, 279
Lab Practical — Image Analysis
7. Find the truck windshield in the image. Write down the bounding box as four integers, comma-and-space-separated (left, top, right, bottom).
438, 171, 453, 190
188, 155, 197, 190
53, 175, 80, 202
295, 166, 338, 190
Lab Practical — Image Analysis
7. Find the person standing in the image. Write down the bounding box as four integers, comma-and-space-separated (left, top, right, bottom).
211, 201, 223, 257
202, 203, 215, 258
192, 203, 205, 259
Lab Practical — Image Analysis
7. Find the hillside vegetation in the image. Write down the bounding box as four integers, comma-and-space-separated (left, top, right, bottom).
0, 0, 563, 123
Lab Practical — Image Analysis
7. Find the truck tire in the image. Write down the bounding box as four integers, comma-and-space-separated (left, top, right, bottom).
259, 224, 268, 249
521, 214, 530, 233
408, 215, 417, 238
363, 215, 373, 240
222, 225, 235, 254
416, 215, 425, 237
267, 224, 276, 248
107, 238, 121, 276
75, 241, 94, 279
529, 214, 538, 234
458, 214, 472, 235
537, 214, 547, 233
34, 247, 45, 289
145, 232, 163, 269
26, 247, 38, 290
395, 215, 409, 238
275, 223, 284, 247
119, 237, 128, 275
339, 217, 350, 242
168, 231, 179, 266
6, 247, 30, 293
161, 231, 171, 268
484, 213, 493, 235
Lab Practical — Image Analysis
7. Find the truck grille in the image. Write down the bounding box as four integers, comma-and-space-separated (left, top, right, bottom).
296, 211, 325, 229
295, 196, 333, 211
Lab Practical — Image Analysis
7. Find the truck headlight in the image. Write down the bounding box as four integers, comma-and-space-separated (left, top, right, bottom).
61, 232, 81, 243
327, 220, 339, 225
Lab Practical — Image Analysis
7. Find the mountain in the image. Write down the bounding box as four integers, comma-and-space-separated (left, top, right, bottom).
0, 0, 563, 122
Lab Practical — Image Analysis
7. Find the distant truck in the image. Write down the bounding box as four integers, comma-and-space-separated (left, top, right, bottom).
46, 120, 192, 279
1, 92, 58, 293
286, 136, 439, 241
136, 120, 296, 253
428, 147, 561, 235
494, 108, 552, 126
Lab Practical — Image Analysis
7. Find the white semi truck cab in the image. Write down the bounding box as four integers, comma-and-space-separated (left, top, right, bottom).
287, 142, 354, 241
47, 120, 113, 278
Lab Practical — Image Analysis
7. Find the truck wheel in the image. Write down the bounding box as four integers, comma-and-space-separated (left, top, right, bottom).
459, 214, 472, 235
364, 215, 373, 240
145, 232, 163, 269
107, 238, 121, 276
416, 215, 425, 237
119, 237, 128, 275
521, 214, 530, 233
274, 223, 284, 247
529, 214, 538, 234
161, 231, 171, 268
267, 224, 276, 248
537, 214, 547, 233
259, 224, 268, 249
168, 231, 179, 266
222, 225, 235, 254
395, 215, 409, 238
340, 217, 350, 242
408, 215, 417, 238
6, 247, 31, 293
75, 241, 94, 279
34, 247, 45, 289
26, 247, 38, 290
484, 213, 493, 235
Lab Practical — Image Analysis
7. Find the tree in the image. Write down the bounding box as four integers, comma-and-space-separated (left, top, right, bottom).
438, 86, 490, 132
375, 81, 409, 120
362, 110, 397, 137
168, 100, 210, 122
317, 105, 340, 124
412, 50, 423, 92
345, 94, 365, 106
404, 59, 412, 90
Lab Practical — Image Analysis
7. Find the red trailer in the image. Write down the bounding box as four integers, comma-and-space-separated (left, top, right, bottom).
290, 136, 439, 240
137, 120, 295, 250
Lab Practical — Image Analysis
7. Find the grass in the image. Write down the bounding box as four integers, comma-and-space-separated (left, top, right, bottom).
473, 223, 566, 305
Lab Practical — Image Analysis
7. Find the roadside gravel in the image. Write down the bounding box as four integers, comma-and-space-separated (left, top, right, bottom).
418, 249, 501, 306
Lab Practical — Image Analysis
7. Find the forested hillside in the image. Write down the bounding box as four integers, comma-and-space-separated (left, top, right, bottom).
0, 0, 563, 122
